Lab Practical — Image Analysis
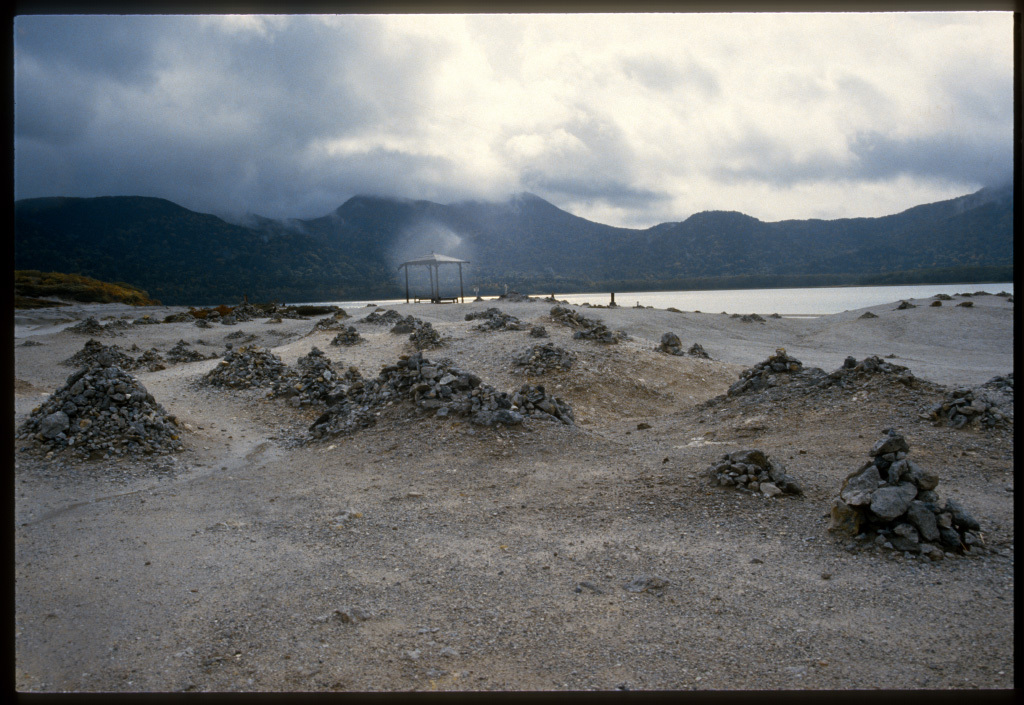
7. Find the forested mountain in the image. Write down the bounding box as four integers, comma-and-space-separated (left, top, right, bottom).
13, 184, 1013, 305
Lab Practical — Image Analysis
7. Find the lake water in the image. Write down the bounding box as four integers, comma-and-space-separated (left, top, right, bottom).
314, 282, 1014, 316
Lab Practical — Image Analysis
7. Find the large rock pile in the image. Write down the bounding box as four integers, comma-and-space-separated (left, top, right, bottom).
829, 430, 982, 556
17, 363, 183, 458
309, 351, 574, 439
270, 347, 363, 407
67, 316, 110, 336
466, 307, 525, 331
511, 342, 575, 375
928, 374, 1013, 429
549, 305, 627, 344
202, 346, 291, 389
657, 333, 712, 358
330, 326, 363, 346
707, 449, 803, 497
727, 348, 805, 396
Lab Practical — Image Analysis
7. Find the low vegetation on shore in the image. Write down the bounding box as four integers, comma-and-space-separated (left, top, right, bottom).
14, 270, 160, 308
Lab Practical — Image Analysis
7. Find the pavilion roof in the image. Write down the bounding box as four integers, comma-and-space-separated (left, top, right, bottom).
399, 252, 470, 268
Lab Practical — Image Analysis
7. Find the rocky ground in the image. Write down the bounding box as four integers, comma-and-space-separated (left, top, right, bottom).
12, 293, 1015, 692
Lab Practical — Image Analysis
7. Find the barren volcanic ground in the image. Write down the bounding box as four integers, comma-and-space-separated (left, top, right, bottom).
12, 293, 1015, 692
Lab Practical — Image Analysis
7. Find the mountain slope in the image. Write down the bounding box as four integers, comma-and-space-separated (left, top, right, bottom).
14, 185, 1014, 305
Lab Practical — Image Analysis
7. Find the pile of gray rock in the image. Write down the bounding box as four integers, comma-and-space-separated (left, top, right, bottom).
549, 305, 627, 344
819, 355, 917, 390
361, 308, 408, 326
67, 316, 111, 336
309, 351, 574, 439
497, 291, 534, 302
895, 300, 916, 310
17, 362, 183, 458
707, 449, 803, 497
310, 310, 351, 333
270, 347, 362, 408
656, 333, 712, 358
511, 342, 575, 375
829, 430, 982, 556
465, 307, 525, 331
134, 349, 167, 372
529, 325, 548, 338
166, 339, 210, 364
928, 374, 1013, 429
202, 346, 291, 389
409, 321, 444, 350
62, 339, 136, 369
859, 311, 878, 319
730, 313, 766, 323
727, 348, 804, 396
330, 326, 363, 346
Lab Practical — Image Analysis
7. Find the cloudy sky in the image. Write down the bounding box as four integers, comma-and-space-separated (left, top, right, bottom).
13, 11, 1014, 228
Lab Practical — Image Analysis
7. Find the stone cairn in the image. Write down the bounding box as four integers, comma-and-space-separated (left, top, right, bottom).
928, 374, 1013, 429
67, 316, 110, 336
656, 333, 712, 359
829, 430, 982, 556
17, 361, 183, 458
497, 290, 534, 302
859, 311, 878, 319
269, 346, 362, 408
408, 321, 444, 350
550, 305, 627, 344
166, 340, 209, 364
309, 351, 574, 439
465, 307, 525, 331
63, 339, 135, 369
135, 349, 167, 372
511, 342, 575, 376
360, 308, 407, 326
819, 355, 916, 390
310, 310, 351, 334
529, 325, 549, 338
727, 348, 803, 396
730, 313, 766, 323
895, 301, 916, 310
202, 345, 291, 389
330, 326, 363, 346
707, 449, 803, 497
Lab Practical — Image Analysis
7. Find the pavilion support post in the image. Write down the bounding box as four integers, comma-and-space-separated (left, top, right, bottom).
404, 265, 410, 304
458, 263, 464, 303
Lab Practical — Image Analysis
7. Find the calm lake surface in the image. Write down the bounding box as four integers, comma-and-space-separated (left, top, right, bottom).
316, 282, 1014, 317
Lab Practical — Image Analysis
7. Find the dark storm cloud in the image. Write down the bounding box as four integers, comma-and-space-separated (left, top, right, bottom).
847, 131, 1012, 187
522, 170, 671, 212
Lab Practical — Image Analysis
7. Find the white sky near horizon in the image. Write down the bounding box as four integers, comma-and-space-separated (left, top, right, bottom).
12, 12, 1015, 228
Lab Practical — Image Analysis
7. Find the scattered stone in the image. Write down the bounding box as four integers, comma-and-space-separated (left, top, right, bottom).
624, 575, 669, 593
707, 449, 803, 496
17, 363, 183, 458
549, 305, 627, 343
511, 342, 575, 375
828, 430, 982, 554
330, 326, 363, 346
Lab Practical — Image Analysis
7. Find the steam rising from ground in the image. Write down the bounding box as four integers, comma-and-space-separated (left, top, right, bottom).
387, 220, 476, 299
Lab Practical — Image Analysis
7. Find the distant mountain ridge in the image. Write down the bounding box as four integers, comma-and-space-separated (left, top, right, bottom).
14, 184, 1013, 305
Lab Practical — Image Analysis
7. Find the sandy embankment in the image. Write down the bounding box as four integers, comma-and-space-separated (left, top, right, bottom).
13, 294, 1014, 692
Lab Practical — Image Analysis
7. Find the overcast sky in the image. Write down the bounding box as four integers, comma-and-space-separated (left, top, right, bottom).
13, 11, 1014, 228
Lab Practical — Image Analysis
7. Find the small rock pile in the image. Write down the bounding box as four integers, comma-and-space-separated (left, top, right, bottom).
202, 346, 291, 389
330, 326, 363, 346
930, 300, 942, 307
707, 449, 803, 497
829, 430, 982, 555
17, 363, 183, 458
230, 302, 262, 322
497, 291, 534, 302
164, 311, 196, 323
62, 339, 136, 369
511, 342, 575, 375
933, 294, 953, 301
529, 325, 548, 338
270, 347, 359, 407
166, 339, 210, 364
465, 307, 525, 331
727, 348, 804, 396
928, 375, 1013, 429
895, 301, 916, 310
819, 355, 917, 390
730, 313, 766, 323
309, 351, 574, 439
361, 308, 407, 326
310, 310, 351, 333
135, 349, 167, 372
67, 316, 109, 336
657, 333, 710, 357
957, 301, 974, 308
408, 321, 444, 350
859, 311, 878, 319
550, 305, 626, 343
